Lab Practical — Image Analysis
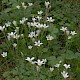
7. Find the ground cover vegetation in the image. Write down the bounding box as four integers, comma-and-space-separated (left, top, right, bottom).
0, 0, 80, 80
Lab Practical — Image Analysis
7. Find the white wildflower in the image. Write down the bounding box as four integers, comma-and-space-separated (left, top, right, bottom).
0, 26, 5, 31
13, 34, 20, 39
13, 43, 17, 47
28, 45, 33, 49
36, 23, 43, 28
68, 36, 72, 39
61, 71, 69, 79
59, 60, 62, 63
43, 24, 49, 28
7, 32, 15, 39
32, 38, 35, 42
21, 2, 27, 9
70, 31, 77, 35
63, 64, 70, 69
1, 52, 7, 57
54, 63, 60, 68
20, 17, 28, 24
50, 67, 54, 72
21, 34, 24, 37
45, 1, 50, 8
15, 27, 19, 33
34, 40, 43, 46
35, 59, 45, 66
47, 17, 55, 22
42, 59, 47, 63
28, 3, 33, 6
25, 57, 35, 63
36, 30, 41, 36
46, 35, 54, 40
5, 21, 11, 27
28, 31, 36, 38
32, 17, 36, 22
36, 16, 42, 21
38, 10, 43, 15
66, 30, 70, 35
16, 5, 20, 9
60, 27, 67, 32
13, 20, 17, 26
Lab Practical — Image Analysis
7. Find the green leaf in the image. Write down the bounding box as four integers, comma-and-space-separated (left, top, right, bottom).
4, 8, 12, 13
75, 52, 80, 58
47, 56, 59, 66
52, 28, 59, 34
47, 56, 56, 60
3, 71, 10, 78
42, 48, 48, 52
61, 50, 75, 59
0, 49, 2, 53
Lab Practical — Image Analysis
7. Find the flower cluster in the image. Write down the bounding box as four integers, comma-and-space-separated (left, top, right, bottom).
48, 61, 70, 79
16, 2, 33, 9
60, 27, 77, 39
0, 1, 77, 79
25, 57, 47, 66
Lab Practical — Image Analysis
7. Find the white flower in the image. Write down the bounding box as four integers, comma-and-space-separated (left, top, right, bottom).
36, 30, 41, 36
32, 38, 35, 42
0, 26, 3, 31
47, 17, 55, 22
7, 32, 20, 40
38, 10, 43, 15
68, 36, 72, 39
21, 2, 27, 9
42, 59, 47, 63
7, 32, 15, 39
36, 23, 43, 28
34, 40, 43, 46
28, 3, 33, 6
59, 60, 62, 63
23, 6, 27, 9
16, 5, 20, 9
21, 2, 25, 6
30, 22, 37, 26
54, 63, 60, 68
20, 17, 28, 24
63, 64, 70, 69
25, 57, 35, 63
70, 31, 77, 35
60, 27, 67, 32
13, 34, 20, 39
5, 21, 11, 27
43, 24, 49, 28
1, 52, 7, 57
50, 67, 54, 72
15, 27, 19, 33
13, 20, 17, 26
46, 35, 54, 40
28, 45, 33, 49
0, 26, 5, 31
36, 16, 42, 21
13, 43, 17, 47
66, 30, 70, 35
45, 1, 50, 8
61, 71, 69, 79
21, 34, 24, 37
28, 31, 36, 38
32, 17, 36, 22
35, 59, 45, 66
